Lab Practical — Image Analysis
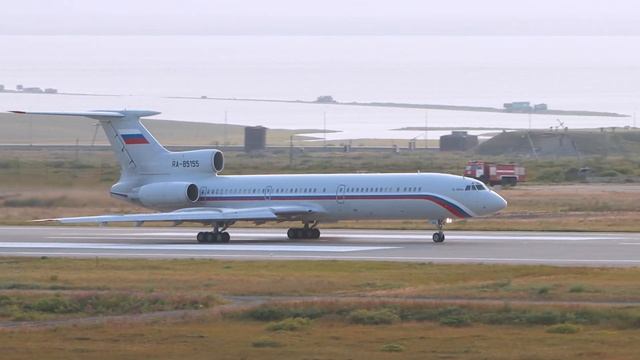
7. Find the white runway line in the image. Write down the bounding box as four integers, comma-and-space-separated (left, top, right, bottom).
47, 233, 628, 241
0, 242, 398, 253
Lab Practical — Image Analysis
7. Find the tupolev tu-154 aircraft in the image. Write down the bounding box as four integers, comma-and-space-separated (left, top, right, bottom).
12, 110, 507, 243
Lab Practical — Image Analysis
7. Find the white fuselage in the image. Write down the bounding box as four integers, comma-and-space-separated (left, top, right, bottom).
120, 172, 507, 222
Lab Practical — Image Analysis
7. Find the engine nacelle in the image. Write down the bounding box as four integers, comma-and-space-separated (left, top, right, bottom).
168, 149, 224, 174
137, 182, 199, 208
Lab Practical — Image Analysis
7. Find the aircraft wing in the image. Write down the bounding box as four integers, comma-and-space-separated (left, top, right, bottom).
35, 205, 324, 225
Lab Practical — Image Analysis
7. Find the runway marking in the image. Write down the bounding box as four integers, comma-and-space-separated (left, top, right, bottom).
2, 251, 640, 265
46, 233, 628, 241
0, 242, 397, 253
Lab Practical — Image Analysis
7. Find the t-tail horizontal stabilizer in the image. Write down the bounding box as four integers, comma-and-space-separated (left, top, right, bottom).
9, 110, 167, 177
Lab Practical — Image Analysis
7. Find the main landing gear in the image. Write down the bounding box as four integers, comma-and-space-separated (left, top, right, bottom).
287, 222, 321, 240
432, 219, 446, 243
197, 222, 231, 243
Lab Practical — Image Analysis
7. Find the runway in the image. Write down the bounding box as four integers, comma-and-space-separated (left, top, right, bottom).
1, 226, 639, 266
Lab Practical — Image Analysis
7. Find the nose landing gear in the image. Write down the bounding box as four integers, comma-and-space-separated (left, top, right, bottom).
432, 219, 447, 243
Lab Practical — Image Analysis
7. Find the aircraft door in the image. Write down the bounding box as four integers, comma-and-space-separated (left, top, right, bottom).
263, 185, 273, 201
336, 184, 346, 204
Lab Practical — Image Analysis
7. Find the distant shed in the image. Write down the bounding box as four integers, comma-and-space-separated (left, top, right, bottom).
244, 126, 267, 152
439, 131, 478, 151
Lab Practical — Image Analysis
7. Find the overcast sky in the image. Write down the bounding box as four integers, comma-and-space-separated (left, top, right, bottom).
2, 0, 639, 36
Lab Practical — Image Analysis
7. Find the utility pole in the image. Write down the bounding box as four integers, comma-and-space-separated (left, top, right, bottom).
224, 110, 228, 146
91, 123, 100, 146
289, 135, 294, 166
528, 112, 532, 130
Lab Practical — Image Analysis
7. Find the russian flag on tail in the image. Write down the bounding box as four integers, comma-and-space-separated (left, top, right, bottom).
119, 129, 149, 145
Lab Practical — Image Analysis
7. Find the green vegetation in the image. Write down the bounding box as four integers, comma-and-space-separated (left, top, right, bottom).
0, 292, 219, 321
380, 343, 405, 352
266, 317, 312, 331
251, 338, 283, 348
348, 308, 400, 325
237, 302, 640, 330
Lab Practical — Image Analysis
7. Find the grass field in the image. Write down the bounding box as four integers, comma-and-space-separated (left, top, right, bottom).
2, 258, 640, 359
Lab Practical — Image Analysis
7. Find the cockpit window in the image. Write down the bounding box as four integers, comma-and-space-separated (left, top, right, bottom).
465, 183, 487, 191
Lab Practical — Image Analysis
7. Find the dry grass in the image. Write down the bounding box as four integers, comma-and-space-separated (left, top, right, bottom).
1, 258, 640, 358
3, 258, 640, 304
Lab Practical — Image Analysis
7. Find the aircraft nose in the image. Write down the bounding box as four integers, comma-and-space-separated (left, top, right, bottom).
477, 191, 507, 215
490, 192, 508, 213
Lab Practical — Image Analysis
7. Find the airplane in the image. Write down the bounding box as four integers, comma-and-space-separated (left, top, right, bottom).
11, 110, 507, 243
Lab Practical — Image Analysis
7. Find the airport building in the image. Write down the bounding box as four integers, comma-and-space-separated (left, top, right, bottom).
244, 126, 267, 152
439, 131, 478, 151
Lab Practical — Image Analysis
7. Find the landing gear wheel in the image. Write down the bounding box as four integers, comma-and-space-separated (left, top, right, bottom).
197, 232, 205, 243
204, 232, 215, 243
432, 232, 445, 243
287, 227, 321, 240
221, 232, 230, 243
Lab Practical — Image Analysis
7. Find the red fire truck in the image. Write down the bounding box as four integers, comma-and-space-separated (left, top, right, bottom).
464, 161, 526, 186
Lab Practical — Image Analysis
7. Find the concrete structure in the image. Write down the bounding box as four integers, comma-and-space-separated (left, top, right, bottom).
439, 131, 478, 151
244, 126, 267, 152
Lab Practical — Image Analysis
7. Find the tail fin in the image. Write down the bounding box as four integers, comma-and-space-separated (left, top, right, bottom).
10, 110, 168, 178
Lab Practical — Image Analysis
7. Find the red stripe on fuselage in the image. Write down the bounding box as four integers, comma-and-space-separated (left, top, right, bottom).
197, 194, 471, 218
